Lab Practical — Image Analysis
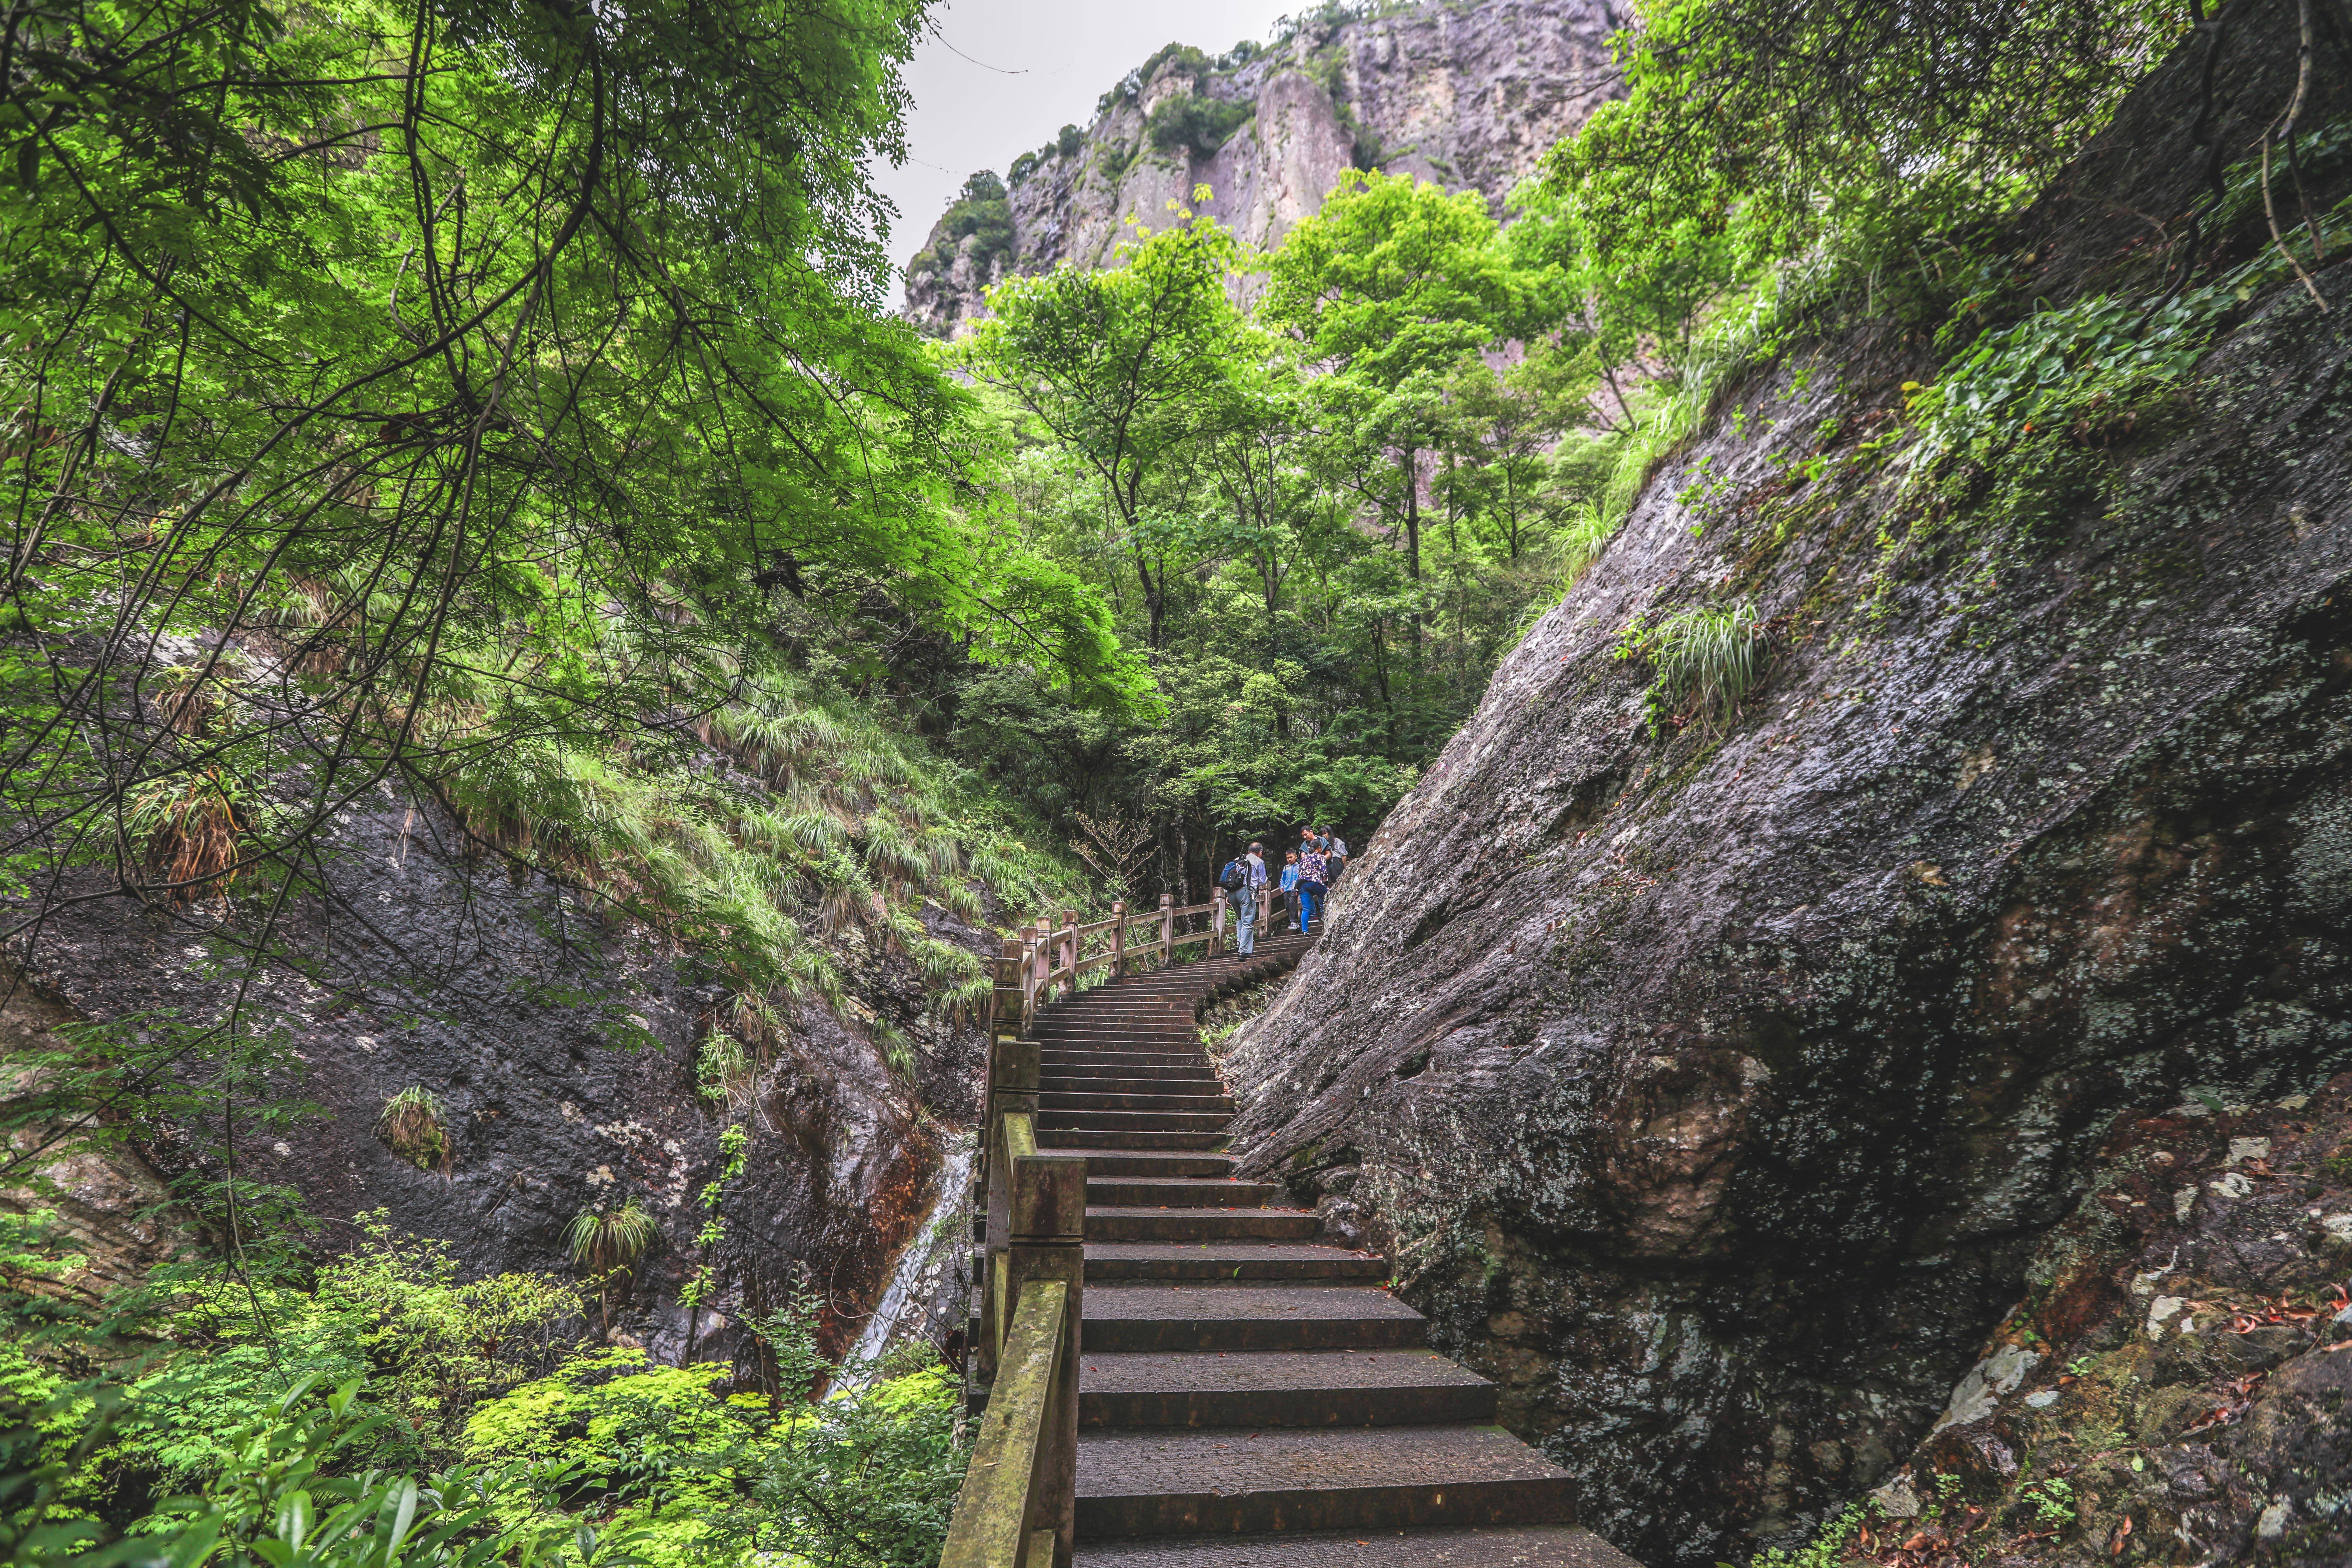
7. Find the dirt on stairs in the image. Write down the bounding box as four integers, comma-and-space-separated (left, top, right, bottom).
1014, 930, 1640, 1566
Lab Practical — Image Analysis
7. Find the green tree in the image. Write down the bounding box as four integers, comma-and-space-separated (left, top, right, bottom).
961, 199, 1244, 652
1261, 173, 1547, 602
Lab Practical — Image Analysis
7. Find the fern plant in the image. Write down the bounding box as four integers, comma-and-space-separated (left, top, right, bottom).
375, 1086, 452, 1174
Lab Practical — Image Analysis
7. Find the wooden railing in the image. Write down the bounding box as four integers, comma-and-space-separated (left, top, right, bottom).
942, 887, 1272, 1567
996, 889, 1274, 1038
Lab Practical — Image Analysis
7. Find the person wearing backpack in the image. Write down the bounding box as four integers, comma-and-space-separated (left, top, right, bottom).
1219, 842, 1267, 955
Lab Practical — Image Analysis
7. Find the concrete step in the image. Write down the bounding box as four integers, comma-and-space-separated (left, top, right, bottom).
1044, 1063, 1227, 1083
1040, 1130, 1229, 1152
1042, 1050, 1215, 1069
1080, 1350, 1496, 1429
1073, 1525, 1638, 1566
1038, 1006, 1204, 1018
1085, 1206, 1321, 1244
1036, 1030, 1207, 1047
1082, 1284, 1424, 1352
1043, 1110, 1232, 1135
1086, 1243, 1386, 1282
1074, 1424, 1576, 1537
1044, 1090, 1236, 1114
1043, 1080, 1225, 1100
1086, 1178, 1277, 1208
1054, 1152, 1236, 1179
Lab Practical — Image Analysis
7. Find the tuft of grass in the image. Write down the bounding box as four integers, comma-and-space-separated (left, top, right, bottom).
1623, 602, 1765, 735
376, 1085, 452, 1174
566, 1196, 658, 1276
124, 768, 265, 905
873, 1021, 918, 1084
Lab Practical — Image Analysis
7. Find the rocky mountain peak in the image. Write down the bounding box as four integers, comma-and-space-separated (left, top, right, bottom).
901, 0, 1629, 336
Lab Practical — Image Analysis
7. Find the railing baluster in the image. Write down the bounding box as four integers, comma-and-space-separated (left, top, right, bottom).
1158, 892, 1173, 968
1111, 899, 1127, 978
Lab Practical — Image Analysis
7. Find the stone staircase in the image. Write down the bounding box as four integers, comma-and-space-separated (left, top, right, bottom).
1000, 930, 1637, 1567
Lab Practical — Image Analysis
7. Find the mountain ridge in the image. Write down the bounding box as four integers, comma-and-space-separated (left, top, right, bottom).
902, 0, 1628, 336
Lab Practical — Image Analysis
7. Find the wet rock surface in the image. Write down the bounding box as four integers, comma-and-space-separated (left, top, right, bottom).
1865, 1076, 2352, 1566
0, 975, 197, 1330
9, 791, 988, 1366
903, 0, 1625, 336
1220, 10, 2352, 1564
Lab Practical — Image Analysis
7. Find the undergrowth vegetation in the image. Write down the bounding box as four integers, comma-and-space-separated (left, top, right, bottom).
0, 1215, 959, 1566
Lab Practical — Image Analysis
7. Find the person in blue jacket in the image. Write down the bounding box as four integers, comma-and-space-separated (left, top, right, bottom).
1275, 849, 1301, 931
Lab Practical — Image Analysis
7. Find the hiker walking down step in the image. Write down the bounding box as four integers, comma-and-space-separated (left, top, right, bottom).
1321, 823, 1349, 885
1296, 831, 1329, 936
1275, 849, 1301, 932
1218, 841, 1267, 955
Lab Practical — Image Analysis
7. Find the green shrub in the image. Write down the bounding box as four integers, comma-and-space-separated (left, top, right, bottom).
1147, 94, 1254, 158
1903, 285, 2230, 464
1744, 1501, 1869, 1568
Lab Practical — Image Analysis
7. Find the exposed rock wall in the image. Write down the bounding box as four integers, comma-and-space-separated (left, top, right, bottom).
902, 0, 1626, 335
1218, 6, 2352, 1563
1, 974, 196, 1329
1864, 1075, 2352, 1566
9, 791, 990, 1369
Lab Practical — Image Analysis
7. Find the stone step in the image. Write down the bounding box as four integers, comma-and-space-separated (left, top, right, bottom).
1074, 1424, 1577, 1538
1043, 1063, 1228, 1083
1085, 1206, 1321, 1244
1044, 1090, 1236, 1114
1035, 1034, 1204, 1048
1085, 1243, 1386, 1282
1045, 1008, 1204, 1019
1040, 1129, 1229, 1152
1043, 1080, 1225, 1100
1082, 1284, 1424, 1352
1042, 1050, 1215, 1069
1043, 1110, 1232, 1134
1080, 1350, 1496, 1429
1086, 1178, 1277, 1208
1073, 1525, 1638, 1566
1053, 1152, 1236, 1179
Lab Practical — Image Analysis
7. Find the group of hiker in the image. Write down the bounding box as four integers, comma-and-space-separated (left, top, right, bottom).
1218, 825, 1350, 957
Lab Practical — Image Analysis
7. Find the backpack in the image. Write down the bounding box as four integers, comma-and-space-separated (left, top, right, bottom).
1218, 858, 1248, 894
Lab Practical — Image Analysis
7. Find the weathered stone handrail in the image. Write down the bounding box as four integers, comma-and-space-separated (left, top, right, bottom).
947, 885, 1277, 1567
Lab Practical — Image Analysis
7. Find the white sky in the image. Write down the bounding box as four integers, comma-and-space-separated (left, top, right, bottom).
874, 0, 1304, 302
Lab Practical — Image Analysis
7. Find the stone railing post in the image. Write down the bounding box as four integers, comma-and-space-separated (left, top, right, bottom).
978, 1035, 1041, 1380
1030, 917, 1051, 1006
1158, 893, 1173, 968
1059, 909, 1078, 985
1210, 887, 1225, 956
1007, 1152, 1085, 1566
1110, 900, 1127, 978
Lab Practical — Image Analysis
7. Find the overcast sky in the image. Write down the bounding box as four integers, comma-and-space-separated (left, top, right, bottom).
873, 1, 1303, 302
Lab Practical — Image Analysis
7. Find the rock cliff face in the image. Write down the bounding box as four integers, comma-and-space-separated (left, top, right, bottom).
902, 0, 1626, 335
1219, 6, 2352, 1564
1861, 1075, 2352, 1567
9, 789, 992, 1371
